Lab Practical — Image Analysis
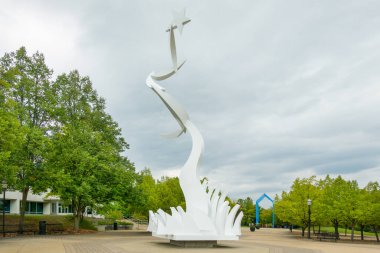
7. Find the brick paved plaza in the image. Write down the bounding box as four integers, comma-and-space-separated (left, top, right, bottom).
0, 228, 378, 253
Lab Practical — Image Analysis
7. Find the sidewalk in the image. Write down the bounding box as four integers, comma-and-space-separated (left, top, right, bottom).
0, 228, 378, 253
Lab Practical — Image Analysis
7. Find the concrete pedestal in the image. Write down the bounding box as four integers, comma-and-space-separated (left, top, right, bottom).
170, 240, 217, 248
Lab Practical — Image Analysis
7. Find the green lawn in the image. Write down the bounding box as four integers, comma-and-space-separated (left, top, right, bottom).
317, 226, 376, 237
2, 214, 97, 231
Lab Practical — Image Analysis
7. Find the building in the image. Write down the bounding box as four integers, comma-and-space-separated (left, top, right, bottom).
0, 190, 102, 218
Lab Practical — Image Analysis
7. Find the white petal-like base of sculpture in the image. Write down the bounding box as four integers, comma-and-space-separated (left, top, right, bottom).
148, 181, 244, 241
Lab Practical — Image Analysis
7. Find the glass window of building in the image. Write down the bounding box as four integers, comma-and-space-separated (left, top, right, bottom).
0, 200, 10, 213
58, 203, 73, 214
23, 201, 44, 214
51, 203, 57, 214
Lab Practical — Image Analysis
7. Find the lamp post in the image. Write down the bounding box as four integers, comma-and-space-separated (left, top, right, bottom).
2, 180, 7, 238
307, 198, 312, 239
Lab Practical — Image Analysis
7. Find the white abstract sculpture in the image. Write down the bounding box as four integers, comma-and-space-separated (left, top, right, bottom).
146, 9, 243, 242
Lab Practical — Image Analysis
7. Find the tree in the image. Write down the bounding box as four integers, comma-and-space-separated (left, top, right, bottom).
130, 168, 186, 218
356, 187, 370, 240
275, 175, 380, 240
0, 47, 56, 232
155, 176, 185, 213
313, 178, 329, 233
130, 168, 157, 217
261, 208, 273, 227
0, 72, 23, 183
236, 197, 255, 226
336, 180, 360, 241
320, 175, 350, 239
275, 176, 319, 236
361, 182, 380, 242
47, 70, 132, 230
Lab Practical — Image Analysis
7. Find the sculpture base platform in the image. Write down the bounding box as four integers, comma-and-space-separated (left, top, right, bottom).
152, 232, 239, 241
170, 240, 217, 248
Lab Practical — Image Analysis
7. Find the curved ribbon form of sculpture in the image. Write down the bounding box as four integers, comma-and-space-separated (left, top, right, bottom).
146, 9, 243, 241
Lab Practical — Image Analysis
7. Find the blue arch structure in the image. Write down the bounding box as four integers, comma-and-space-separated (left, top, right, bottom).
255, 193, 275, 228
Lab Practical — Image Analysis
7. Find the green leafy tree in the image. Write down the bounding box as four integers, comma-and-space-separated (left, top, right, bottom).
48, 70, 132, 230
341, 180, 360, 241
156, 176, 185, 213
236, 197, 255, 226
131, 168, 186, 218
276, 175, 380, 241
0, 47, 56, 231
361, 182, 380, 242
320, 175, 351, 239
275, 176, 319, 236
313, 178, 329, 233
356, 187, 370, 240
260, 208, 273, 227
0, 73, 23, 183
131, 168, 157, 217
275, 191, 297, 230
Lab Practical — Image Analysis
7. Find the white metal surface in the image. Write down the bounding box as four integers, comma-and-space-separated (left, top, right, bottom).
146, 9, 243, 241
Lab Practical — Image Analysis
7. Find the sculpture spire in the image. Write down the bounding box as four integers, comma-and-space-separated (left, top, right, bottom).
146, 10, 243, 243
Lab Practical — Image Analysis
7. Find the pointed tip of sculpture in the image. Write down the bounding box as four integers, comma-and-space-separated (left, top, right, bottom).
166, 7, 191, 33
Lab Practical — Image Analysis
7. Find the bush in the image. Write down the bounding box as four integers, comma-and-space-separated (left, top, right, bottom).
97, 219, 115, 225
105, 210, 123, 221
65, 216, 97, 230
79, 219, 97, 230
94, 219, 132, 226
132, 212, 148, 220
117, 221, 133, 225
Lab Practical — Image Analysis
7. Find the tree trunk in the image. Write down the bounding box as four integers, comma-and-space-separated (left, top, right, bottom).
302, 227, 305, 237
318, 225, 320, 234
74, 214, 80, 230
312, 225, 315, 235
73, 204, 80, 231
373, 225, 379, 242
360, 224, 364, 240
80, 205, 86, 222
334, 222, 339, 240
351, 222, 355, 241
73, 198, 80, 231
18, 186, 29, 234
345, 225, 347, 236
290, 224, 293, 232
72, 198, 85, 231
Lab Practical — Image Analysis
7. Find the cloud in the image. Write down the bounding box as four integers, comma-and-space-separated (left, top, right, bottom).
1, 0, 380, 200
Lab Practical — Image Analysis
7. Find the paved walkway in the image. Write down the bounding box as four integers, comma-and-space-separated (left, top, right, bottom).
0, 228, 378, 253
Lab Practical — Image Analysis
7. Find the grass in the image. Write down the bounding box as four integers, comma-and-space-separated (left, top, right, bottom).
318, 226, 376, 237
80, 219, 97, 230
2, 214, 72, 229
2, 214, 98, 231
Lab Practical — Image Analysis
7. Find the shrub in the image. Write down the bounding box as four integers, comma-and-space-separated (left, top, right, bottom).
105, 210, 123, 221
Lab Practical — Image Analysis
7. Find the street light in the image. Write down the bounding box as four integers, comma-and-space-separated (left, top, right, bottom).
2, 179, 7, 238
307, 198, 312, 239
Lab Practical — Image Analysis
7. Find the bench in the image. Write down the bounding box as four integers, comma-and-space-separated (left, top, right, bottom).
316, 232, 337, 241
2, 224, 18, 236
46, 223, 64, 234
22, 224, 38, 235
1, 224, 38, 236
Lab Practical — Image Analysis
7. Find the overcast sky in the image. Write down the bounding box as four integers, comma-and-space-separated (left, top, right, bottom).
1, 0, 380, 204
